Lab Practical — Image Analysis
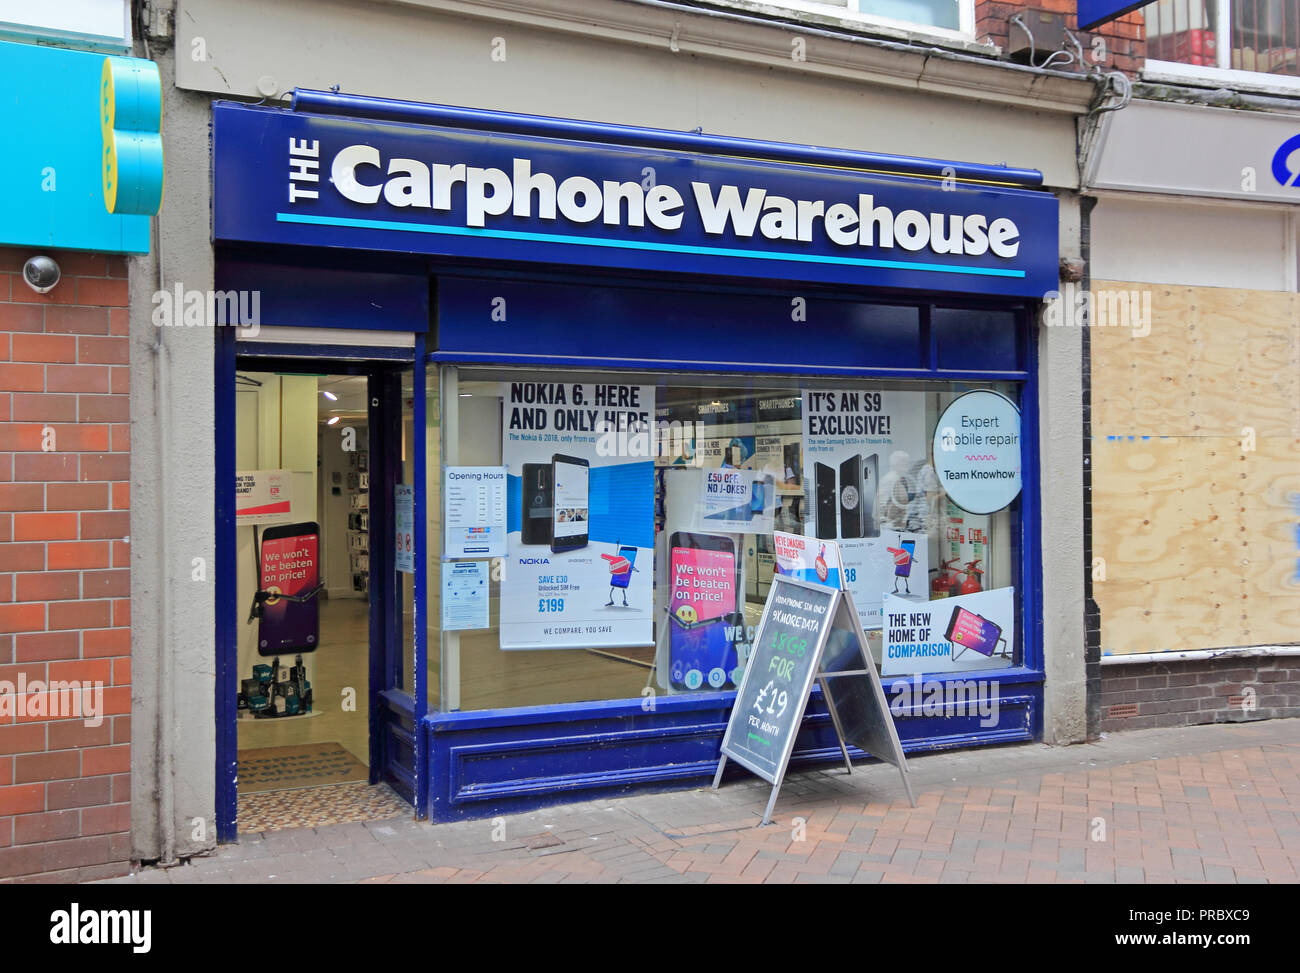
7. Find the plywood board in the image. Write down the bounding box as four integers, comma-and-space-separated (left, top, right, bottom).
1091, 282, 1191, 436
1092, 281, 1299, 655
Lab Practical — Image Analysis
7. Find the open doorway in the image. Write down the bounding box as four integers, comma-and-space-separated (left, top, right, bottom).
230, 365, 409, 832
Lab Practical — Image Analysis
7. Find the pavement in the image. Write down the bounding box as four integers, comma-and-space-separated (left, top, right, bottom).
103, 718, 1300, 884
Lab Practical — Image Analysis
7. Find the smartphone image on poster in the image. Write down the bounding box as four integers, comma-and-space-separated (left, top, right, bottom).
750, 474, 773, 517
521, 462, 553, 546
839, 454, 863, 539
258, 522, 320, 655
782, 442, 802, 489
945, 604, 1003, 657
895, 538, 916, 578
862, 453, 880, 538
609, 545, 637, 589
668, 532, 737, 691
550, 454, 589, 553
815, 462, 837, 540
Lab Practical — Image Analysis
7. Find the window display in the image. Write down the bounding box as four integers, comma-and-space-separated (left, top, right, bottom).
430, 367, 1021, 712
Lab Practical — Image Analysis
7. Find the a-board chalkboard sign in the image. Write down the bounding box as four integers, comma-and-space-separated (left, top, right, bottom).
715, 573, 914, 824
818, 604, 909, 788
717, 577, 837, 785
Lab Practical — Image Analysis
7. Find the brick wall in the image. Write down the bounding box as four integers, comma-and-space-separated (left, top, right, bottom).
1099, 656, 1300, 733
0, 246, 132, 882
976, 0, 1146, 77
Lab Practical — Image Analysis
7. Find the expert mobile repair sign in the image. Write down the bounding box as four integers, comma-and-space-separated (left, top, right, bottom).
212, 101, 1059, 299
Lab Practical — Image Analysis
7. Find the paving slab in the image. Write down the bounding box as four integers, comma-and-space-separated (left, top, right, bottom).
100, 718, 1300, 885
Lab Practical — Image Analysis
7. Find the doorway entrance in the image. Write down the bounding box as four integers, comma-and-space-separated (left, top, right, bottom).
218, 353, 422, 837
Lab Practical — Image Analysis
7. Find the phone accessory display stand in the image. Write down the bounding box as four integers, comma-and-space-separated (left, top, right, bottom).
348, 450, 370, 594
239, 653, 314, 718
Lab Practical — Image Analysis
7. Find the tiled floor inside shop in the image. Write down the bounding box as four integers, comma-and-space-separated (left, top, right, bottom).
237, 597, 386, 832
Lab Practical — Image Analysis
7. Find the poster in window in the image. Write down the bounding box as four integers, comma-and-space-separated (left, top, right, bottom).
500, 381, 656, 649
801, 389, 932, 630
882, 586, 1014, 675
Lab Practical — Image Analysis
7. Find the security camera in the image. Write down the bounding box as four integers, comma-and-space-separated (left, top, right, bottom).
23, 256, 60, 294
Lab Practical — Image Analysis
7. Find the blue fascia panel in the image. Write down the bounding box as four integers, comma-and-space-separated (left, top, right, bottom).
213, 102, 1058, 300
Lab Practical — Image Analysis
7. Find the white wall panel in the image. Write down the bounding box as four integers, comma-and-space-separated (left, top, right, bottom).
1092, 196, 1292, 292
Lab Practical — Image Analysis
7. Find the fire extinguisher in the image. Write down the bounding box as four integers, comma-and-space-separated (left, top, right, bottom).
959, 559, 984, 595
931, 558, 960, 599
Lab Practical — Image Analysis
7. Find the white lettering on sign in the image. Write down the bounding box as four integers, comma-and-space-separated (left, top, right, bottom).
287, 138, 319, 203
316, 151, 1022, 261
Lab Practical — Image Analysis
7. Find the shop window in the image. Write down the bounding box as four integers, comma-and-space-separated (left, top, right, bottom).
427, 367, 1022, 712
1147, 0, 1300, 82
713, 0, 970, 36
932, 307, 1019, 372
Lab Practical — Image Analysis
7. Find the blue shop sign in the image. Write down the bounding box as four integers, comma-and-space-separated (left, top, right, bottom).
1077, 0, 1149, 30
213, 102, 1058, 299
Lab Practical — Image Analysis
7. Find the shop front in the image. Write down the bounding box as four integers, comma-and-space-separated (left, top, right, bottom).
211, 89, 1059, 831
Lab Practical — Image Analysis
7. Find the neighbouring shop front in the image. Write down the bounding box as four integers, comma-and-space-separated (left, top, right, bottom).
210, 89, 1060, 833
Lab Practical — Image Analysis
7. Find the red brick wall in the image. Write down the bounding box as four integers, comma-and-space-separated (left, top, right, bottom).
976, 0, 1146, 77
0, 247, 132, 882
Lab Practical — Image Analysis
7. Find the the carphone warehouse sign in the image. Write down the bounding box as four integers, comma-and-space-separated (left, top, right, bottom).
213, 101, 1058, 298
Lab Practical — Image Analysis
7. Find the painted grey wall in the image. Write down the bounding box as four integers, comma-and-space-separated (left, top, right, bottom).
1091, 196, 1294, 291
173, 0, 1091, 190
1040, 194, 1087, 745
129, 49, 217, 862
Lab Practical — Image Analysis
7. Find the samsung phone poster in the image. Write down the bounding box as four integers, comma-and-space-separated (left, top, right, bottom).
501, 382, 655, 649
882, 586, 1014, 675
802, 390, 931, 629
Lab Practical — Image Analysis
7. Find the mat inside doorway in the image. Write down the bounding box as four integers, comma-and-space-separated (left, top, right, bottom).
238, 781, 408, 833
238, 742, 368, 794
